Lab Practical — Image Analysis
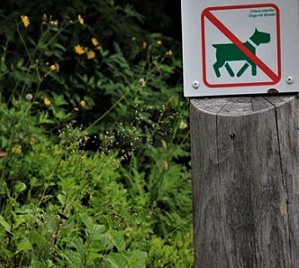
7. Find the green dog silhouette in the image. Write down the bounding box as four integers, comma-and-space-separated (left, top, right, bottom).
212, 29, 271, 77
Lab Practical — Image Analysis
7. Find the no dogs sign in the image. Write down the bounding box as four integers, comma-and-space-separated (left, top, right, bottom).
181, 0, 299, 97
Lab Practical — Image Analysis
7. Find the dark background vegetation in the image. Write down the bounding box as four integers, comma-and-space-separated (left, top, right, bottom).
124, 1, 182, 41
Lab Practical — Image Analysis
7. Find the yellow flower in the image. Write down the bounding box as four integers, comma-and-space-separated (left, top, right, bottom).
165, 50, 173, 56
44, 98, 51, 106
30, 137, 35, 145
156, 40, 162, 46
143, 42, 147, 49
21, 15, 30, 27
50, 20, 59, 27
87, 50, 95, 60
49, 64, 56, 71
91, 37, 99, 47
12, 145, 22, 154
80, 100, 86, 107
74, 45, 85, 55
78, 15, 84, 25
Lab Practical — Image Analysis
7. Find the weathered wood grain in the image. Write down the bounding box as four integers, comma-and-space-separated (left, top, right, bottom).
190, 94, 299, 268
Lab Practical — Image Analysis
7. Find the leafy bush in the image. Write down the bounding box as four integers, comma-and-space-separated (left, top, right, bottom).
0, 0, 192, 267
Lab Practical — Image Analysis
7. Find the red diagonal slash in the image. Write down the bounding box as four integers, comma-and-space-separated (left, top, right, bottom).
203, 8, 279, 82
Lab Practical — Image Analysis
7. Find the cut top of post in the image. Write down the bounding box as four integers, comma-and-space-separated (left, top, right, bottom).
191, 94, 296, 116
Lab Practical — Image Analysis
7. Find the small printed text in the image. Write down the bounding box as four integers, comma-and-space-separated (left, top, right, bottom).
249, 8, 276, 18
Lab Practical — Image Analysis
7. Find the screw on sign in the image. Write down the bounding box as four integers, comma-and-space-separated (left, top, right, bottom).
192, 80, 200, 89
286, 76, 294, 84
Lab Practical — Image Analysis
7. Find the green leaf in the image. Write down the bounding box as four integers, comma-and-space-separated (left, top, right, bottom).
57, 193, 66, 205
14, 215, 25, 228
126, 250, 147, 268
14, 181, 26, 193
88, 252, 102, 262
1, 136, 8, 147
17, 240, 33, 251
38, 112, 55, 124
106, 252, 127, 268
30, 231, 47, 249
52, 93, 68, 106
54, 43, 67, 52
0, 246, 14, 259
91, 224, 107, 241
80, 213, 93, 229
30, 177, 43, 187
0, 215, 11, 232
12, 71, 39, 84
93, 224, 107, 235
108, 231, 126, 252
70, 237, 86, 256
60, 249, 81, 268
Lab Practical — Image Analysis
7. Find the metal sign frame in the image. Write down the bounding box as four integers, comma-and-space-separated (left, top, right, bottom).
181, 0, 299, 97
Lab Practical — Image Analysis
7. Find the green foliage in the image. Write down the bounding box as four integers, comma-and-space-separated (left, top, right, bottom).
0, 124, 192, 267
0, 0, 192, 267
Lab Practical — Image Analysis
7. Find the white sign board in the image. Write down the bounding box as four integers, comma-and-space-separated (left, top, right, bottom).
181, 0, 299, 97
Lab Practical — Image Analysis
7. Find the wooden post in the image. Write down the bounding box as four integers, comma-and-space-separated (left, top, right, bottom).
190, 95, 299, 268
